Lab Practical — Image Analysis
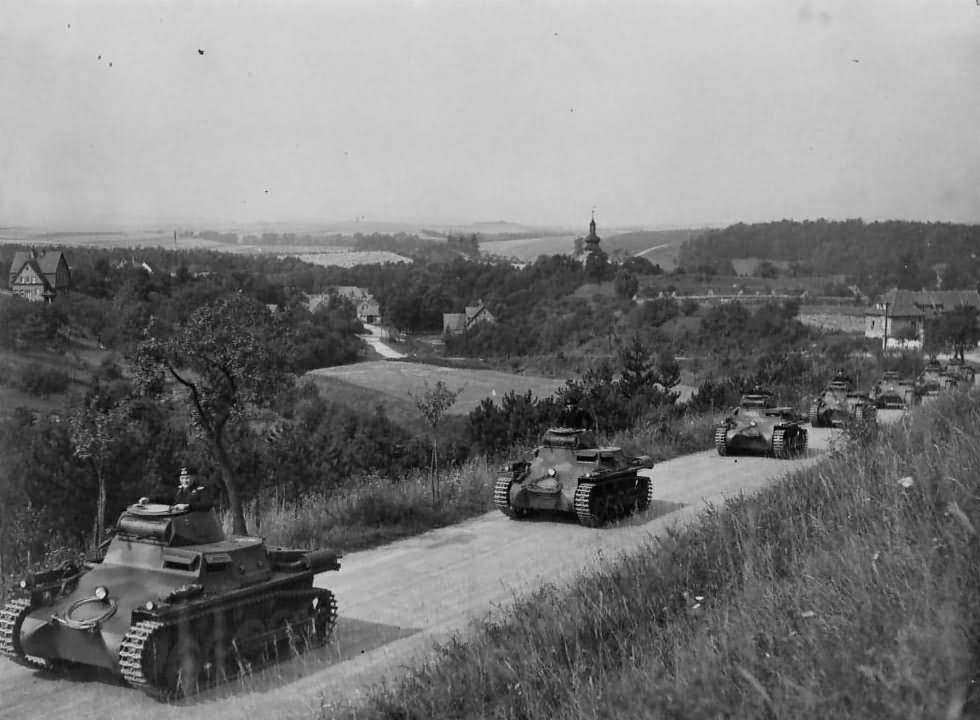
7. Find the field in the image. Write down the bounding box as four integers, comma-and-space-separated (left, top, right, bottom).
479, 235, 578, 260
306, 360, 567, 420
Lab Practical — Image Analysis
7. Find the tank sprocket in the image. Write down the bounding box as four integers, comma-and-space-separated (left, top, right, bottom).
0, 598, 53, 671
493, 475, 529, 519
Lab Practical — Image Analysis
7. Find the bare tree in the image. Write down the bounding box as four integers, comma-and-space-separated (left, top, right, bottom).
411, 380, 461, 504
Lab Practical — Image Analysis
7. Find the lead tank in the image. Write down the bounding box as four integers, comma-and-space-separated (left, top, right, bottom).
493, 427, 654, 527
0, 503, 341, 699
714, 390, 808, 458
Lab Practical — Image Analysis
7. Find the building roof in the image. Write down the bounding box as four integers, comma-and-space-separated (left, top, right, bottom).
868, 288, 980, 317
334, 286, 371, 300
9, 249, 68, 283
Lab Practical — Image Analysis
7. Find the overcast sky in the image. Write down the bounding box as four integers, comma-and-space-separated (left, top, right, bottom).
2, 0, 979, 229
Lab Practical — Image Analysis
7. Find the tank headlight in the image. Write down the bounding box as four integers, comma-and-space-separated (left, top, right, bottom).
144, 600, 156, 611
750, 421, 757, 427
547, 467, 557, 477
19, 579, 28, 589
94, 586, 109, 601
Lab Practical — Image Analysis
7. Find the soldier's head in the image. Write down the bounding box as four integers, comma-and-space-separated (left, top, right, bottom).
179, 466, 197, 490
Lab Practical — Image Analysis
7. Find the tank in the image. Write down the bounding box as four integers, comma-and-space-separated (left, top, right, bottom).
493, 427, 654, 527
713, 390, 808, 458
809, 373, 877, 428
0, 503, 341, 699
872, 371, 913, 409
945, 358, 975, 385
918, 359, 946, 402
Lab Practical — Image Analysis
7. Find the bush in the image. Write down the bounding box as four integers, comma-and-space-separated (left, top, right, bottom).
17, 365, 70, 396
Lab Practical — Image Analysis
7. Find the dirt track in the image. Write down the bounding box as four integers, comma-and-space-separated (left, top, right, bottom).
0, 418, 898, 719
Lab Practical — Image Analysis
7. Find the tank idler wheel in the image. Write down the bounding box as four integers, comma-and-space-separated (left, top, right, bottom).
714, 426, 728, 456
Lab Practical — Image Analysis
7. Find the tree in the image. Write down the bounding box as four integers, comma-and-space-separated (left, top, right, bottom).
411, 380, 461, 504
928, 305, 980, 361
614, 269, 639, 300
70, 398, 132, 549
135, 294, 293, 534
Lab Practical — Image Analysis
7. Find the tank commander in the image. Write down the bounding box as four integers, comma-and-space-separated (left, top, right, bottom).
139, 465, 215, 512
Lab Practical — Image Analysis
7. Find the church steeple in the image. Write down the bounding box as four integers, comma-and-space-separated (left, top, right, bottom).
584, 210, 601, 252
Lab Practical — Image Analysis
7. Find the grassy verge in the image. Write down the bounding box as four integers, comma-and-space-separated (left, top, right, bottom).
252, 410, 716, 553
331, 390, 980, 719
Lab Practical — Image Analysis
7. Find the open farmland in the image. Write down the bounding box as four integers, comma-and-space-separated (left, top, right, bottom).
306, 360, 566, 418
292, 250, 413, 267
479, 234, 577, 260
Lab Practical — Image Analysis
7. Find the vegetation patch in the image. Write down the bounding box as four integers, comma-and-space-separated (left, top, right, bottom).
306, 361, 566, 417
336, 390, 980, 719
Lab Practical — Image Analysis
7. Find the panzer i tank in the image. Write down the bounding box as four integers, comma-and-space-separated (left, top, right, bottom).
944, 358, 975, 386
918, 359, 946, 402
0, 503, 340, 699
713, 390, 807, 458
493, 427, 654, 527
872, 371, 912, 409
809, 373, 877, 428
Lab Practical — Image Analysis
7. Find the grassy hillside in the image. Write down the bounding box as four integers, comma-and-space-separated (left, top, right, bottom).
305, 361, 567, 420
334, 391, 980, 719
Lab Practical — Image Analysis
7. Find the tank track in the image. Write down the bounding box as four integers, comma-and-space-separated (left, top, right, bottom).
493, 475, 518, 518
772, 427, 808, 459
118, 586, 337, 700
714, 426, 728, 455
574, 478, 643, 528
635, 475, 655, 513
808, 401, 821, 427
0, 598, 53, 671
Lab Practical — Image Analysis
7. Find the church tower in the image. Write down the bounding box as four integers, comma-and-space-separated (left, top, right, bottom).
584, 211, 601, 254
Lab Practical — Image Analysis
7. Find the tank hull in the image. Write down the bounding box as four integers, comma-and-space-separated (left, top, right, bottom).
2, 505, 341, 699
494, 428, 653, 527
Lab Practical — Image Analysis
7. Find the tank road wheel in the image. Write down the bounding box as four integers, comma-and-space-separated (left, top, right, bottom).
0, 598, 53, 670
163, 638, 202, 698
574, 482, 609, 528
230, 617, 267, 672
809, 401, 821, 427
493, 475, 529, 520
714, 426, 728, 456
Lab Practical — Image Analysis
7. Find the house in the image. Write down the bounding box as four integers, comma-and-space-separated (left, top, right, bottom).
8, 249, 71, 302
443, 301, 496, 334
865, 288, 980, 349
317, 286, 382, 324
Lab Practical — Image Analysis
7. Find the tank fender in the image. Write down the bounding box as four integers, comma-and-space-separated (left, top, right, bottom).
288, 549, 342, 574
631, 455, 654, 469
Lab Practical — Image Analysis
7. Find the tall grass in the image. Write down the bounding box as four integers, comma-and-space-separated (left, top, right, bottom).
252, 458, 498, 552
333, 389, 980, 719
253, 415, 715, 552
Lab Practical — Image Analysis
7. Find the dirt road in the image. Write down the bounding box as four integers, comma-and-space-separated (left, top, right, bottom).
0, 418, 895, 719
